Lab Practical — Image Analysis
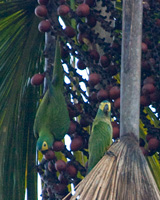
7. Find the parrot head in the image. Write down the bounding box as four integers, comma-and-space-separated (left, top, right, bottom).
36, 135, 54, 152
98, 100, 111, 117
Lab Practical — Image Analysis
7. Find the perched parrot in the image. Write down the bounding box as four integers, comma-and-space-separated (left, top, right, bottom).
87, 100, 113, 173
34, 38, 70, 152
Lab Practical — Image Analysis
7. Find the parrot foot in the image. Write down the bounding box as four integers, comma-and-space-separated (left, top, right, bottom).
105, 150, 116, 157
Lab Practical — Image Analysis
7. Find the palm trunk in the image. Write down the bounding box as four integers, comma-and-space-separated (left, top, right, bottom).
120, 0, 143, 140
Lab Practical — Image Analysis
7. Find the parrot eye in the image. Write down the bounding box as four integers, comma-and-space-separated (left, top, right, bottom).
42, 141, 48, 151
104, 104, 109, 113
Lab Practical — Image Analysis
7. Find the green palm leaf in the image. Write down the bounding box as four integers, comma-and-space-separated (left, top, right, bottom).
0, 1, 44, 199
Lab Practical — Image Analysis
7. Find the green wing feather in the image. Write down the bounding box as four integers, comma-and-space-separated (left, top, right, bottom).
88, 119, 112, 173
34, 37, 70, 151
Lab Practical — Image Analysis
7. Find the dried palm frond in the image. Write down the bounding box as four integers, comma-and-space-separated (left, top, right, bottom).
63, 134, 160, 200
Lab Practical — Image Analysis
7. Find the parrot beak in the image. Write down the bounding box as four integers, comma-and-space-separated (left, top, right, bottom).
103, 103, 109, 114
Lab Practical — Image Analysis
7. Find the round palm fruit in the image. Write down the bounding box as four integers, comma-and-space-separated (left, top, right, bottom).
68, 121, 77, 135
97, 89, 109, 102
140, 147, 149, 156
35, 5, 47, 18
52, 141, 65, 151
114, 97, 120, 109
31, 73, 44, 85
66, 164, 78, 178
54, 183, 68, 195
48, 161, 57, 173
141, 42, 148, 52
38, 20, 51, 32
141, 60, 150, 71
88, 73, 101, 87
150, 91, 159, 102
38, 0, 49, 5
142, 83, 156, 95
112, 126, 120, 139
89, 91, 98, 103
84, 0, 95, 7
64, 26, 76, 38
57, 5, 70, 16
80, 114, 92, 127
148, 138, 160, 151
143, 76, 155, 85
76, 3, 90, 17
77, 60, 86, 70
55, 160, 67, 172
100, 55, 109, 67
70, 136, 83, 151
89, 50, 100, 62
109, 86, 120, 100
146, 134, 153, 142
44, 150, 56, 160
58, 173, 69, 185
140, 95, 151, 106
86, 15, 97, 27
60, 46, 69, 58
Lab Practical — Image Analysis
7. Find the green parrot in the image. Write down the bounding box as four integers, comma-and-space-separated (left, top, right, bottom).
87, 100, 113, 173
34, 37, 70, 152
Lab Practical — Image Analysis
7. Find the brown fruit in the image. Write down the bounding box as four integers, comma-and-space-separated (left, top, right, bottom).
52, 141, 65, 151
109, 86, 120, 100
111, 121, 119, 128
84, 0, 95, 7
57, 5, 70, 16
68, 121, 77, 135
112, 126, 120, 139
64, 26, 76, 38
60, 46, 69, 58
143, 76, 155, 85
150, 91, 159, 102
38, 20, 51, 32
77, 60, 86, 70
54, 183, 68, 195
31, 73, 44, 85
141, 60, 150, 71
77, 32, 92, 44
86, 15, 97, 27
142, 83, 156, 95
97, 89, 109, 102
55, 160, 67, 172
76, 3, 90, 17
140, 95, 151, 106
89, 50, 100, 62
66, 164, 78, 178
70, 136, 83, 151
114, 97, 120, 109
142, 42, 148, 52
100, 55, 109, 67
88, 73, 101, 87
35, 5, 47, 18
44, 150, 56, 160
146, 134, 153, 142
89, 91, 98, 103
148, 138, 160, 151
38, 0, 49, 5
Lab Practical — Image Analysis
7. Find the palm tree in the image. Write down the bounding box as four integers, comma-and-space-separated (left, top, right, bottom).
0, 0, 160, 200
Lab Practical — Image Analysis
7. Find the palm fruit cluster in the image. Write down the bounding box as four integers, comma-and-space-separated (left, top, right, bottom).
31, 0, 160, 199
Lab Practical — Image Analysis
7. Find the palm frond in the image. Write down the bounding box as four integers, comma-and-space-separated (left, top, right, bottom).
0, 1, 44, 199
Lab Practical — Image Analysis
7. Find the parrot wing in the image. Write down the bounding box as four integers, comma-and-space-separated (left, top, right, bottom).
34, 37, 70, 142
88, 119, 112, 173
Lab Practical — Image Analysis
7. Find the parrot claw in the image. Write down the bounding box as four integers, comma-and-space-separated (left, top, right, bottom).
105, 150, 116, 157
